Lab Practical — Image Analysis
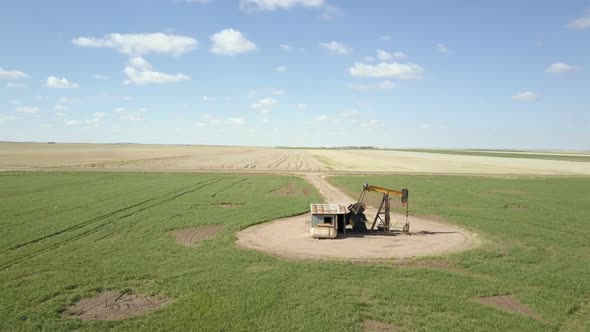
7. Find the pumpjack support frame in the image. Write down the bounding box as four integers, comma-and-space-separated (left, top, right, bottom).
354, 184, 410, 234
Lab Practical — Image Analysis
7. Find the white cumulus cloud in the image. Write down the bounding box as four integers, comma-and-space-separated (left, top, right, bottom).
349, 80, 396, 91
0, 67, 28, 80
46, 76, 79, 88
320, 41, 352, 55
226, 117, 245, 125
568, 9, 590, 29
512, 91, 539, 102
349, 62, 424, 79
72, 33, 197, 56
319, 4, 341, 19
128, 57, 152, 70
240, 0, 324, 11
275, 65, 287, 73
57, 97, 77, 104
195, 114, 221, 128
280, 44, 293, 51
16, 106, 39, 115
113, 107, 145, 121
65, 119, 81, 126
545, 62, 575, 74
340, 109, 359, 118
210, 29, 256, 56
92, 74, 110, 80
248, 87, 285, 98
376, 49, 407, 61
436, 42, 449, 54
251, 98, 278, 114
362, 119, 384, 129
123, 57, 190, 85
85, 112, 105, 128
296, 103, 307, 110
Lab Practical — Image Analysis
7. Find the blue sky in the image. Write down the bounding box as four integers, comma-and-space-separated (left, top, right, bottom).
1, 0, 589, 149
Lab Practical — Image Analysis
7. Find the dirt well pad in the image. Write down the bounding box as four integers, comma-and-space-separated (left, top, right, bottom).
237, 174, 479, 261
63, 291, 172, 321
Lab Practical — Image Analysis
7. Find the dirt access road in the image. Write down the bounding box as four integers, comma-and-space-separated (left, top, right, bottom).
237, 174, 480, 260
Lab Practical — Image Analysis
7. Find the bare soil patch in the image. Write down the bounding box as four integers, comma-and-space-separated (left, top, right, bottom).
473, 295, 544, 321
171, 225, 223, 247
393, 259, 457, 270
236, 174, 480, 260
63, 290, 172, 321
363, 319, 400, 331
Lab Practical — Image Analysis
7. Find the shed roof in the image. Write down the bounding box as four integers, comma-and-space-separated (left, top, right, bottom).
310, 204, 348, 215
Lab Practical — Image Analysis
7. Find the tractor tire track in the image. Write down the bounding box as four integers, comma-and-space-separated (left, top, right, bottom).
7, 180, 205, 251
1, 189, 139, 229
0, 178, 223, 271
23, 177, 221, 251
211, 178, 246, 197
0, 178, 222, 270
0, 175, 114, 201
23, 177, 221, 253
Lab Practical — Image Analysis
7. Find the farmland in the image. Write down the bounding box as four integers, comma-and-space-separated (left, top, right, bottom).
2, 142, 590, 175
393, 149, 590, 162
1, 171, 589, 331
4, 0, 590, 330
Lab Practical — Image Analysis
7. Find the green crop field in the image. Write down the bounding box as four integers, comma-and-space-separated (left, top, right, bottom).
1, 172, 589, 331
330, 174, 590, 331
393, 149, 590, 162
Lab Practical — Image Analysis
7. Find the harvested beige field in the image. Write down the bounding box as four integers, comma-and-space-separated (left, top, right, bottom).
1, 142, 589, 175
310, 149, 590, 175
0, 143, 323, 171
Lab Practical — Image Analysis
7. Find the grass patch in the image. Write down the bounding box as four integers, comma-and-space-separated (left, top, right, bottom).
0, 172, 588, 331
329, 174, 590, 331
